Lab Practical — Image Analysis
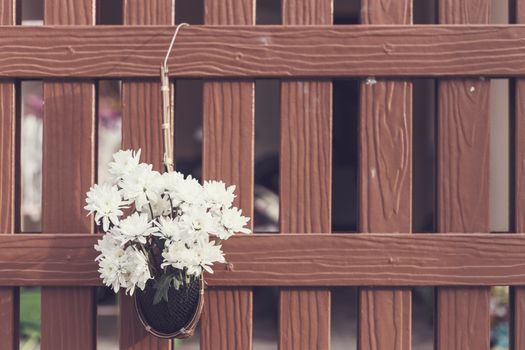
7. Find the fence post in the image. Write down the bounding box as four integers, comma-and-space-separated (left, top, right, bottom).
358, 1, 413, 349
40, 0, 97, 349
119, 1, 175, 348
200, 1, 255, 349
279, 1, 333, 349
436, 1, 491, 349
0, 2, 19, 349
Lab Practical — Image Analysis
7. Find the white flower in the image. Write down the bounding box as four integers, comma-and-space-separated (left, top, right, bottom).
94, 232, 124, 261
203, 181, 235, 209
84, 183, 127, 231
161, 238, 224, 277
214, 207, 251, 239
97, 245, 151, 295
162, 172, 185, 206
108, 149, 141, 181
139, 195, 171, 220
119, 163, 163, 208
114, 212, 158, 245
179, 206, 216, 236
124, 248, 152, 294
154, 216, 184, 241
172, 175, 204, 207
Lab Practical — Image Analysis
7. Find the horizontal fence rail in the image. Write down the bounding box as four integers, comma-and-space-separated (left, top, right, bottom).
1, 234, 525, 287
1, 25, 525, 78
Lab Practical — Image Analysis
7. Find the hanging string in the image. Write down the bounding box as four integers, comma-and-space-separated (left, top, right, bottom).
161, 23, 189, 173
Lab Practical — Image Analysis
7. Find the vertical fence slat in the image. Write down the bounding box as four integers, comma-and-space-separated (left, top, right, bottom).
280, 2, 332, 349
41, 1, 97, 349
436, 1, 491, 350
41, 2, 97, 348
119, 1, 174, 349
0, 2, 19, 347
201, 2, 255, 349
513, 2, 525, 348
358, 2, 413, 350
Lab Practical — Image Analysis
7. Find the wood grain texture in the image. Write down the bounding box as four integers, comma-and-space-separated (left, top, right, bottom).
280, 2, 332, 348
121, 81, 164, 170
4, 25, 525, 78
119, 2, 174, 349
123, 0, 173, 25
2, 233, 525, 286
436, 2, 491, 350
514, 5, 525, 350
41, 81, 96, 348
358, 1, 412, 349
201, 2, 254, 349
0, 2, 19, 345
41, 2, 96, 349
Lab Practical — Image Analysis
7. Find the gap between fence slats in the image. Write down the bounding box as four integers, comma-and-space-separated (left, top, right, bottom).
119, 1, 174, 350
358, 1, 413, 349
200, 2, 255, 349
436, 1, 491, 350
279, 1, 332, 349
4, 25, 525, 78
0, 2, 19, 344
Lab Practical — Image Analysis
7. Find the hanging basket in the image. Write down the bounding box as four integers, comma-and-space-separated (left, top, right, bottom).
135, 277, 205, 339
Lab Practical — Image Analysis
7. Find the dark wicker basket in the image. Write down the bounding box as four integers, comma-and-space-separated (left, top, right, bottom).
135, 277, 204, 339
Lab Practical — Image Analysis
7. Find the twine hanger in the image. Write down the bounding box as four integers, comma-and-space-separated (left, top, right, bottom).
161, 22, 189, 173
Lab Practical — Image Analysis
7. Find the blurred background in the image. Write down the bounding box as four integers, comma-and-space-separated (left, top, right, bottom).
17, 0, 511, 349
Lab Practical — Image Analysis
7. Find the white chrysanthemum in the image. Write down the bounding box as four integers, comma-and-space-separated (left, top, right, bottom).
97, 245, 151, 294
114, 212, 159, 245
94, 232, 124, 261
154, 216, 184, 241
139, 195, 171, 220
119, 163, 163, 208
214, 207, 251, 240
108, 149, 141, 181
179, 206, 216, 236
161, 238, 224, 277
84, 183, 126, 231
124, 248, 152, 295
203, 181, 236, 209
172, 175, 204, 207
162, 171, 185, 206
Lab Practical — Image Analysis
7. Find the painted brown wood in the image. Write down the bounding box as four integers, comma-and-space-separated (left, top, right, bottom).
2, 233, 525, 286
280, 2, 332, 348
0, 2, 19, 345
119, 2, 174, 349
4, 25, 525, 78
41, 80, 96, 349
41, 3, 96, 349
201, 2, 255, 349
437, 2, 491, 350
514, 3, 525, 347
358, 1, 412, 349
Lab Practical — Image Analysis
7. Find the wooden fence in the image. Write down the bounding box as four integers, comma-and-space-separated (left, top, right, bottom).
1, 0, 525, 349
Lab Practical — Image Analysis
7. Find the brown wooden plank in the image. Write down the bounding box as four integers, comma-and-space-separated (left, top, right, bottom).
119, 1, 174, 349
41, 2, 96, 349
280, 1, 332, 348
514, 3, 525, 347
201, 2, 255, 349
5, 25, 525, 78
0, 1, 19, 345
41, 82, 97, 349
436, 2, 491, 350
358, 1, 412, 349
2, 233, 525, 286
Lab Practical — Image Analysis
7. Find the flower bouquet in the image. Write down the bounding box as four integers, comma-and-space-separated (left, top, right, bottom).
85, 149, 251, 338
